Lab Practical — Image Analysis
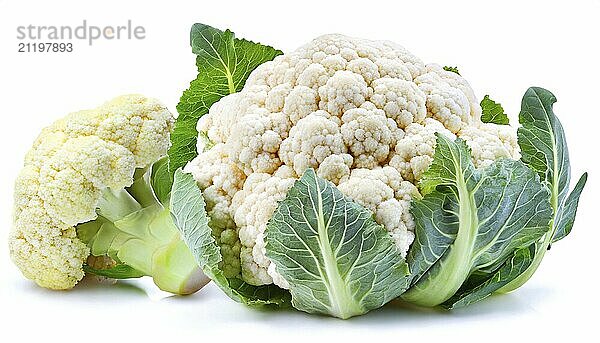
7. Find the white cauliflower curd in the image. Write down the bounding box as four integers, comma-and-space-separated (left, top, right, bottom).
184, 34, 518, 288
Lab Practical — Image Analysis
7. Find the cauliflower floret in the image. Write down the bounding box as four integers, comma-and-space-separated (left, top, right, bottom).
318, 70, 372, 116
371, 78, 427, 128
279, 111, 347, 176
226, 109, 290, 175
340, 108, 396, 168
283, 86, 319, 124
230, 172, 296, 285
10, 198, 89, 290
423, 64, 482, 119
38, 137, 135, 226
389, 118, 456, 182
346, 58, 380, 84
337, 167, 418, 256
199, 93, 244, 144
317, 154, 353, 184
458, 123, 519, 168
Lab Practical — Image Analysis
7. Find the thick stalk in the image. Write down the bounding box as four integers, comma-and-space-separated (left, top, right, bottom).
402, 177, 479, 306
113, 205, 209, 294
82, 167, 209, 295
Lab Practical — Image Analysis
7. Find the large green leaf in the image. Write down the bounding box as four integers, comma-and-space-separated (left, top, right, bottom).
168, 24, 282, 177
401, 134, 552, 307
265, 169, 410, 319
480, 95, 509, 125
170, 170, 290, 306
497, 87, 587, 293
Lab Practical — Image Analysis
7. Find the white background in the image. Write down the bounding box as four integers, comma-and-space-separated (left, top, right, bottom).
0, 0, 598, 341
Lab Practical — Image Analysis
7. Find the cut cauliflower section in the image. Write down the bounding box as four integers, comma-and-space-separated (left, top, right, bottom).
185, 33, 519, 289
10, 95, 182, 291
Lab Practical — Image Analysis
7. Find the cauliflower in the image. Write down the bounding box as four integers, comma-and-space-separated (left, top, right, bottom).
186, 34, 519, 289
10, 95, 209, 294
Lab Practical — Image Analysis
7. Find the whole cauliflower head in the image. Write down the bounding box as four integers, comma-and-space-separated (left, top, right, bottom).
10, 95, 174, 290
186, 34, 519, 288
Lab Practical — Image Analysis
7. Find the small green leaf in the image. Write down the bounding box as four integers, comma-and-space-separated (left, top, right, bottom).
265, 169, 410, 319
150, 157, 173, 204
443, 66, 461, 75
170, 169, 290, 306
553, 172, 588, 242
168, 24, 282, 178
480, 95, 509, 125
198, 131, 215, 152
441, 245, 536, 309
83, 263, 145, 279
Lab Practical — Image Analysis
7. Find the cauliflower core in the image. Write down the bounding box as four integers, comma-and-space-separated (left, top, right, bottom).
185, 34, 519, 289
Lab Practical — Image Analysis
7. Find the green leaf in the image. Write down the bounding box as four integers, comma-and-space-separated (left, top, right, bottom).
150, 157, 173, 205
498, 87, 587, 292
265, 169, 410, 319
443, 66, 460, 75
168, 23, 282, 178
198, 131, 215, 152
480, 95, 509, 125
401, 134, 552, 307
441, 245, 536, 309
83, 263, 145, 279
553, 172, 587, 242
170, 169, 290, 306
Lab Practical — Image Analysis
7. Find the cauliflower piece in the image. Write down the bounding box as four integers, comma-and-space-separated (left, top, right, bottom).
389, 118, 456, 182
11, 95, 209, 294
185, 33, 519, 289
424, 64, 482, 119
38, 136, 135, 226
199, 93, 245, 144
283, 86, 319, 124
226, 108, 291, 175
